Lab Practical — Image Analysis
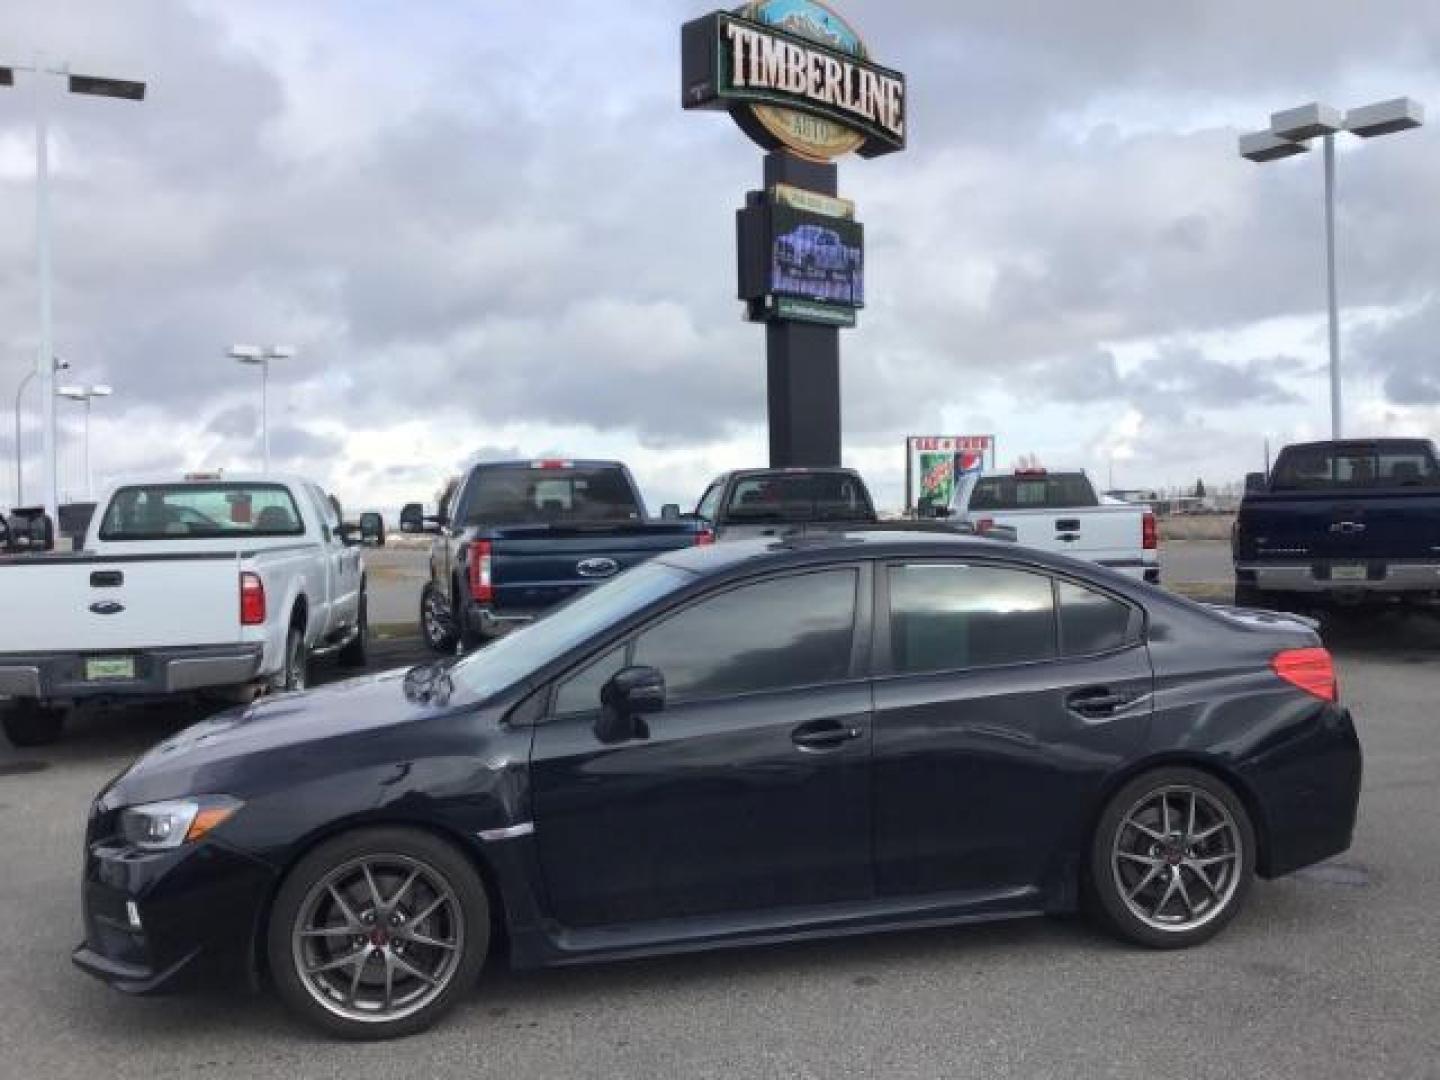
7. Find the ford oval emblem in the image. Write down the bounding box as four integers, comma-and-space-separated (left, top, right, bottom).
577, 557, 620, 580
89, 600, 125, 616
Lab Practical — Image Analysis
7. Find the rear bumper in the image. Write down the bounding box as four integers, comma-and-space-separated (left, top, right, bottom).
0, 643, 263, 704
1096, 559, 1161, 585
1237, 561, 1440, 596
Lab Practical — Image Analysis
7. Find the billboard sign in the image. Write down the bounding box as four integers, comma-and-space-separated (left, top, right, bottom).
906, 435, 996, 514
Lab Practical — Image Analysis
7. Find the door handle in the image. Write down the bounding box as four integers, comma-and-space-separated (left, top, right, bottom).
1066, 688, 1135, 718
791, 721, 863, 750
1056, 519, 1081, 532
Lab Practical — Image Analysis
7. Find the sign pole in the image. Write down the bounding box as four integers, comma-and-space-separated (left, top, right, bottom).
764, 151, 840, 468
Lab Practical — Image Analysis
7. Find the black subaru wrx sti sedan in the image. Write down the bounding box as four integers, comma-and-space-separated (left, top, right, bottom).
74, 532, 1361, 1040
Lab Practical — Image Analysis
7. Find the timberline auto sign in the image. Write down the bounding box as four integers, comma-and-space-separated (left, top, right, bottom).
683, 3, 907, 161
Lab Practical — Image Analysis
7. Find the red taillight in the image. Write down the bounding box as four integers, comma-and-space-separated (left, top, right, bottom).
1142, 511, 1158, 551
1272, 647, 1338, 702
468, 540, 493, 602
239, 571, 266, 626
695, 528, 715, 546
976, 517, 996, 535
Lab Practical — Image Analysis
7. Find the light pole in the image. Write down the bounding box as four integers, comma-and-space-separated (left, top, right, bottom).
13, 355, 69, 507
56, 383, 113, 500
1239, 98, 1424, 440
0, 59, 145, 522
228, 345, 296, 472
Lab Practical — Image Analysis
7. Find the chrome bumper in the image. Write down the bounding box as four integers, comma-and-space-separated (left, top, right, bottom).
0, 644, 264, 703
1238, 562, 1440, 594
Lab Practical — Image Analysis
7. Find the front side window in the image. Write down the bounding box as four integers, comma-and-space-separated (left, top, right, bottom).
888, 563, 1056, 675
631, 569, 858, 702
695, 482, 723, 523
99, 483, 305, 540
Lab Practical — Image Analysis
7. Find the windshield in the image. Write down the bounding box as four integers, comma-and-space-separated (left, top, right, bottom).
459, 466, 642, 526
1270, 444, 1440, 490
99, 483, 305, 540
970, 474, 1098, 511
724, 473, 873, 523
447, 561, 691, 699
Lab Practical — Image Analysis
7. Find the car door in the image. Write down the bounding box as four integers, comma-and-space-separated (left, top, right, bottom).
529, 564, 874, 929
871, 559, 1152, 900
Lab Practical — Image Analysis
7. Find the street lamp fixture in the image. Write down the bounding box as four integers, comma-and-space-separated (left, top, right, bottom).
55, 383, 113, 501
1239, 96, 1424, 439
0, 58, 146, 523
228, 345, 296, 473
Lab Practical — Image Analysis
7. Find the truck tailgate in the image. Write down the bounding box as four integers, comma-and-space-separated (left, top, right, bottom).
1239, 492, 1440, 560
985, 506, 1142, 563
489, 525, 700, 611
0, 555, 242, 652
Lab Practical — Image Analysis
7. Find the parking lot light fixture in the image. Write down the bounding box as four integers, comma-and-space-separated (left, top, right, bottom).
228, 344, 296, 473
0, 57, 146, 524
1238, 96, 1424, 440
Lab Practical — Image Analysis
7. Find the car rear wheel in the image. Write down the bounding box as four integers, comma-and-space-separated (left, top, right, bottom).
1089, 767, 1255, 949
420, 583, 457, 654
2, 701, 67, 747
267, 828, 490, 1040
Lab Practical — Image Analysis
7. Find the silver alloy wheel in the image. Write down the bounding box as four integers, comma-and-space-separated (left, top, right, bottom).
1111, 784, 1242, 933
291, 854, 465, 1025
422, 591, 449, 648
286, 631, 307, 691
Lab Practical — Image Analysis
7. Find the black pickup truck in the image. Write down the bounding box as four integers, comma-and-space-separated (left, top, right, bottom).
419, 460, 710, 652
1234, 438, 1440, 610
693, 467, 878, 540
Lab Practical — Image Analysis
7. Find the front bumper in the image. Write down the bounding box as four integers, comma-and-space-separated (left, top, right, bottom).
0, 643, 263, 704
72, 837, 277, 995
1237, 561, 1440, 596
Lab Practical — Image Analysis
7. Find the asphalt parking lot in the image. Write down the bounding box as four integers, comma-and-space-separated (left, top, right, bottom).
2, 603, 1437, 1078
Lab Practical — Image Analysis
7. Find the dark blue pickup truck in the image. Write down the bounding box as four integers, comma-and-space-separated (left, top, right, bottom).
420, 460, 711, 652
1234, 438, 1440, 610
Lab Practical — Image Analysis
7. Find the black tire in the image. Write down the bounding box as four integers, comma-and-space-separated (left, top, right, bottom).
267, 827, 490, 1041
1233, 580, 1264, 608
1088, 766, 1255, 950
420, 583, 457, 655
338, 588, 369, 669
281, 624, 309, 692
454, 580, 488, 654
2, 701, 67, 747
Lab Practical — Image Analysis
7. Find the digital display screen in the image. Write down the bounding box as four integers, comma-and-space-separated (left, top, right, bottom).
770, 205, 864, 308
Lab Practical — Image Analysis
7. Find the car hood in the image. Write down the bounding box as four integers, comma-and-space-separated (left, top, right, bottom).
104, 663, 462, 806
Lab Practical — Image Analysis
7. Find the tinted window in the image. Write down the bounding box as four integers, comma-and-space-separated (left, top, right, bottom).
888, 564, 1056, 674
970, 473, 1098, 511
1058, 581, 1137, 656
554, 645, 628, 716
99, 483, 304, 540
723, 473, 872, 523
632, 570, 857, 701
461, 466, 642, 525
1271, 443, 1440, 490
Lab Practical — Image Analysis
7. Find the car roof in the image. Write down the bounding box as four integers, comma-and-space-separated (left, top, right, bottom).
657, 530, 1050, 576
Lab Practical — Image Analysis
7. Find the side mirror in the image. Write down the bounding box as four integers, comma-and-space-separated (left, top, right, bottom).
595, 666, 665, 743
422, 514, 446, 535
660, 503, 681, 521
359, 512, 385, 547
337, 523, 362, 547
1244, 471, 1267, 494
399, 502, 424, 533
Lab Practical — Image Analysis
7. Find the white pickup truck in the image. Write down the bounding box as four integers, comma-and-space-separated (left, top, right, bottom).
0, 474, 367, 746
953, 468, 1160, 583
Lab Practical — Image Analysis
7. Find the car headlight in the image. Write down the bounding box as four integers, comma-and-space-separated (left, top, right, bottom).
118, 796, 242, 851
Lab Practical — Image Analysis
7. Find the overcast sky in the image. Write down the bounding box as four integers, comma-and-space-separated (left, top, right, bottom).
2, 0, 1439, 513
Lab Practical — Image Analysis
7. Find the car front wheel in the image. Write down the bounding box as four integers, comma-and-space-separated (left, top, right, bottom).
267, 828, 490, 1040
1089, 767, 1255, 949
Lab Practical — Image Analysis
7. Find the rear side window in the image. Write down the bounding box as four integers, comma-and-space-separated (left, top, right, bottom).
1271, 444, 1440, 490
970, 473, 1098, 511
99, 483, 304, 540
1057, 581, 1140, 656
461, 466, 642, 525
888, 564, 1056, 674
724, 473, 872, 523
631, 570, 858, 701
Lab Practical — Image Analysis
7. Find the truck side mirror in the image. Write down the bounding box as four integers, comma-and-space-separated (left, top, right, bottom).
1244, 472, 1267, 494
27, 513, 55, 553
660, 503, 681, 521
399, 502, 424, 533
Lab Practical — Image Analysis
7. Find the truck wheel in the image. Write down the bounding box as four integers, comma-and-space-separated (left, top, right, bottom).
1233, 581, 1265, 609
338, 590, 369, 669
281, 625, 309, 692
421, 583, 458, 654
2, 702, 67, 748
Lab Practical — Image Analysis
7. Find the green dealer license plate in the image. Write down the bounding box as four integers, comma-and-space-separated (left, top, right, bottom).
1331, 565, 1367, 582
85, 657, 135, 681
